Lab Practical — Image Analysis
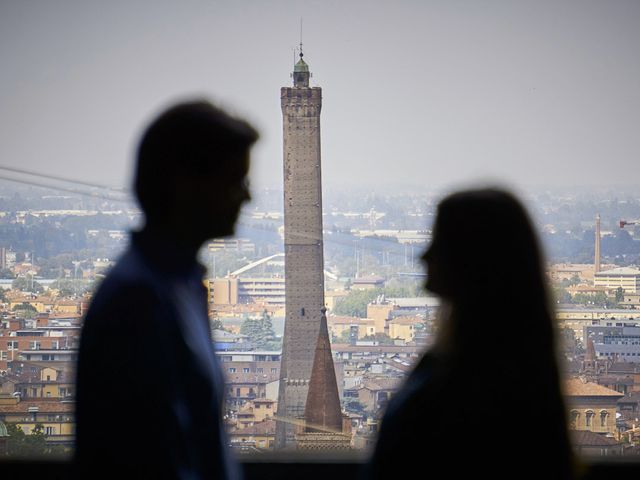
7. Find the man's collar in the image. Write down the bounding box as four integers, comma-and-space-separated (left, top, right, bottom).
131, 229, 206, 278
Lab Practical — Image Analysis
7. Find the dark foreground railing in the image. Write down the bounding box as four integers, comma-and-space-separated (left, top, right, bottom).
1, 456, 639, 480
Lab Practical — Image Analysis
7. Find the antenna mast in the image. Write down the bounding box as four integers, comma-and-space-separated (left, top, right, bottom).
299, 17, 303, 57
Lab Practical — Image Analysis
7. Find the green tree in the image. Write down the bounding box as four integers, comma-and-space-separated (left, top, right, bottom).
362, 332, 395, 345
240, 316, 260, 337
23, 423, 48, 456
11, 275, 44, 294
337, 329, 353, 344
572, 291, 619, 309
5, 423, 49, 457
12, 302, 38, 319
5, 423, 26, 456
333, 289, 380, 317
49, 278, 77, 297
615, 286, 625, 304
240, 310, 278, 350
551, 287, 573, 304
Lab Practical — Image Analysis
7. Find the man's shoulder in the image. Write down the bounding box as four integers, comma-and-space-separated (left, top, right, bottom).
86, 249, 164, 317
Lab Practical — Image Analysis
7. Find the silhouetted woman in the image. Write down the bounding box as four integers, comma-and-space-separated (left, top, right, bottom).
368, 188, 575, 480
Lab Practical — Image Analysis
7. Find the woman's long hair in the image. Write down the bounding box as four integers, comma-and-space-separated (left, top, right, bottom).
424, 188, 574, 475
426, 188, 556, 365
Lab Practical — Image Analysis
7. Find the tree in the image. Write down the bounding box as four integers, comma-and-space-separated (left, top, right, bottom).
5, 423, 49, 457
333, 289, 380, 317
12, 302, 38, 319
362, 332, 395, 345
48, 278, 79, 297
23, 423, 48, 456
615, 286, 625, 304
551, 287, 572, 304
11, 276, 44, 294
240, 310, 278, 350
240, 317, 261, 345
336, 329, 353, 344
5, 423, 26, 456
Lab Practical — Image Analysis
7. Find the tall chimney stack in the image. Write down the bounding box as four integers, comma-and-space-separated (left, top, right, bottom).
595, 214, 601, 273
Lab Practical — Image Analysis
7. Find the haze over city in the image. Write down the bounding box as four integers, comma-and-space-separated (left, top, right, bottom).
1, 0, 639, 193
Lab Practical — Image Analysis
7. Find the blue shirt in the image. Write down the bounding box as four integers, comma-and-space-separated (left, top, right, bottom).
76, 230, 238, 480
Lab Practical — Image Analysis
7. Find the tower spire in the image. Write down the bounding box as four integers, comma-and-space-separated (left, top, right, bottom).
303, 307, 343, 434
292, 46, 310, 87
299, 17, 303, 58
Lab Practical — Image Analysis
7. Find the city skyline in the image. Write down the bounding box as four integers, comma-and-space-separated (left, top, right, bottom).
1, 1, 640, 193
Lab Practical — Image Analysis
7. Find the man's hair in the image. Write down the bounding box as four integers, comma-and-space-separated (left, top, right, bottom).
134, 100, 258, 220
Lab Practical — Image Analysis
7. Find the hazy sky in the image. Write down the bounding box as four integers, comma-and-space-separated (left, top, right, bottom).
1, 1, 639, 193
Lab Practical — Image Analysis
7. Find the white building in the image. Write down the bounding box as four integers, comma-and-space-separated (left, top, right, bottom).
594, 267, 640, 293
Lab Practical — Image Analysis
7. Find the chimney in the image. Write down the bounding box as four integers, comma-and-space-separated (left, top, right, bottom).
595, 214, 601, 273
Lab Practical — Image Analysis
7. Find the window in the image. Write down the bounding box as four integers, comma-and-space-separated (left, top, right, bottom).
570, 411, 580, 429
229, 368, 236, 373
600, 411, 608, 427
45, 426, 55, 435
8, 341, 18, 350
243, 368, 250, 373
586, 411, 595, 428
29, 341, 41, 350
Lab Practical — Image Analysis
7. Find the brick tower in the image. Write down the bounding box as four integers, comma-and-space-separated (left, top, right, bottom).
295, 308, 351, 450
275, 50, 326, 449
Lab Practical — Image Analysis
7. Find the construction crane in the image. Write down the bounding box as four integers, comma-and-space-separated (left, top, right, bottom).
620, 220, 639, 228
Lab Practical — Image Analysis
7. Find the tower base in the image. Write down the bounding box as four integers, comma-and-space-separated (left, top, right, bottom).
295, 432, 352, 451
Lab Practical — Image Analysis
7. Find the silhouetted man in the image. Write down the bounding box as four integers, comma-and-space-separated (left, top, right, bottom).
76, 101, 258, 479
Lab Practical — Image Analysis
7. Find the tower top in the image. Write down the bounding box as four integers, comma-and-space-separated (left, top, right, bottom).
294, 54, 309, 73
292, 48, 311, 87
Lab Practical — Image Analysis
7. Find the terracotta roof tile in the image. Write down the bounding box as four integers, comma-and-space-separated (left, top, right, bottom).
564, 378, 625, 397
0, 399, 74, 414
230, 419, 276, 436
571, 430, 621, 447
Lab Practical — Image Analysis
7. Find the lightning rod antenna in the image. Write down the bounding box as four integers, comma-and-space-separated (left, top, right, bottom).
299, 17, 303, 58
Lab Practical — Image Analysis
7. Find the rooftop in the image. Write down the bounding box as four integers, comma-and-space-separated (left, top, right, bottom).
564, 378, 625, 397
571, 430, 621, 447
596, 267, 640, 276
230, 419, 276, 436
294, 57, 309, 73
